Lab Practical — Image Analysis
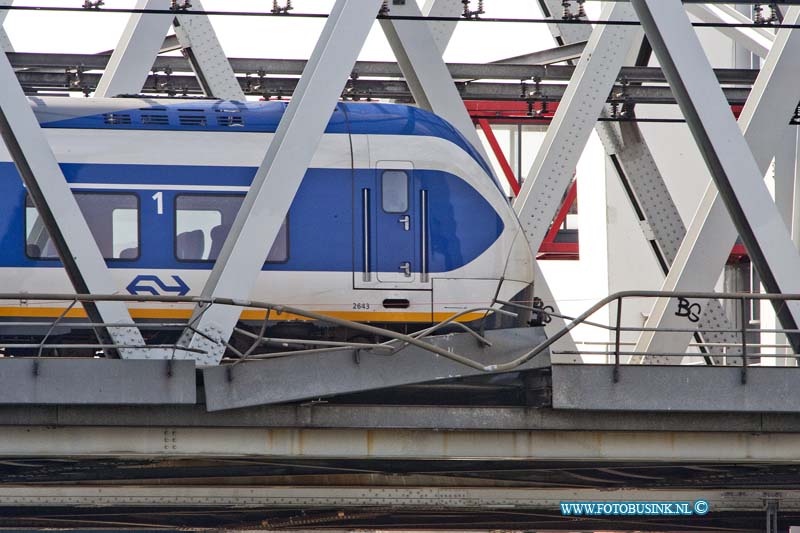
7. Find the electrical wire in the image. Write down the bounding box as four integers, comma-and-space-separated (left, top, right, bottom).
2, 4, 800, 30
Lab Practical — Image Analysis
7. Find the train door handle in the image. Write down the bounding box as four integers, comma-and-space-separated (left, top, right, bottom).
398, 215, 410, 231
399, 261, 412, 277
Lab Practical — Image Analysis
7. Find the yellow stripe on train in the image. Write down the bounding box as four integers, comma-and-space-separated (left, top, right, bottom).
0, 306, 484, 323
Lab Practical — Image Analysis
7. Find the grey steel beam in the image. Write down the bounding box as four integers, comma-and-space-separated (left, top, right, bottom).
534, 0, 739, 361
6, 52, 765, 85
177, 0, 383, 366
5, 403, 800, 433
600, 121, 740, 361
95, 0, 174, 97
637, 6, 800, 357
7, 424, 800, 461
684, 3, 774, 58
380, 0, 492, 168
0, 486, 792, 511
96, 0, 243, 100
203, 327, 549, 411
535, 0, 590, 48
515, 2, 638, 255
421, 0, 460, 54
15, 70, 756, 104
0, 52, 152, 359
0, 359, 195, 405
554, 364, 800, 412
493, 41, 587, 66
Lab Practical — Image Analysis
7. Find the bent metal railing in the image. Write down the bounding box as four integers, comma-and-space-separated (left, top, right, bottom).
0, 292, 798, 378
502, 290, 800, 384
0, 293, 539, 371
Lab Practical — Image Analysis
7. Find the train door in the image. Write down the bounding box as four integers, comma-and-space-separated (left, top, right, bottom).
354, 161, 430, 291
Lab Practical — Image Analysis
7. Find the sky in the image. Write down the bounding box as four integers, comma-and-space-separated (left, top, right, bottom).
2, 0, 602, 62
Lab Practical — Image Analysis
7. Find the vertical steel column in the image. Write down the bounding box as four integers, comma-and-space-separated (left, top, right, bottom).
0, 53, 151, 359
177, 0, 383, 366
96, 0, 243, 100
379, 0, 492, 170
638, 6, 800, 356
630, 0, 800, 353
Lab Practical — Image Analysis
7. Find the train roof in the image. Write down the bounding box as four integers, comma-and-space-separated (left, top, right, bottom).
30, 97, 492, 177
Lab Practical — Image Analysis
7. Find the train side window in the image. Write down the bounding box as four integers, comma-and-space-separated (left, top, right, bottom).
175, 194, 289, 263
25, 193, 139, 260
381, 170, 409, 213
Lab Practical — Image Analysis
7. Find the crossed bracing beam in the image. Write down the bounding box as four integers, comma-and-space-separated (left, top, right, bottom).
636, 3, 800, 356
528, 0, 800, 360
524, 0, 742, 359
96, 0, 243, 99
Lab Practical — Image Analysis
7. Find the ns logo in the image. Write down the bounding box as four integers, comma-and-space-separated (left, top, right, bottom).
126, 275, 190, 296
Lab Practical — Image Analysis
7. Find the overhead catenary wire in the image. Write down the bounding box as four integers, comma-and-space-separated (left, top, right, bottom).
2, 4, 800, 30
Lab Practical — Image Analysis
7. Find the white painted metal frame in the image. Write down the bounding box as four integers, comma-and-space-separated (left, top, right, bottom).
684, 3, 773, 58
96, 0, 243, 100
0, 52, 152, 359
170, 0, 244, 100
177, 0, 384, 366
421, 0, 460, 54
95, 0, 174, 98
632, 2, 800, 355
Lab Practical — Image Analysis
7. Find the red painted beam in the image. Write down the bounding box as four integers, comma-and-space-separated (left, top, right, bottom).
477, 118, 521, 197
543, 178, 578, 246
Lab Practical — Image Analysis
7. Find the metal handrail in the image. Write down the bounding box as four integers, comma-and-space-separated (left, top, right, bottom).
2, 291, 800, 377
0, 293, 527, 372
526, 290, 800, 383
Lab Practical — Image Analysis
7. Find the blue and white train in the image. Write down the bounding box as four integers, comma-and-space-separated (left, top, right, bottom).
0, 97, 534, 341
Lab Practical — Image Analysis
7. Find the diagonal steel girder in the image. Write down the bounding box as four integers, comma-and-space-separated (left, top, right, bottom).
0, 53, 152, 359
631, 0, 800, 355
510, 3, 639, 360
176, 0, 384, 366
421, 0, 460, 54
515, 2, 638, 257
637, 5, 800, 357
684, 3, 773, 58
534, 0, 739, 359
95, 0, 243, 100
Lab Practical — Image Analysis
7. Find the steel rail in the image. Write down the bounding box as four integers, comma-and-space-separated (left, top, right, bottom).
7, 53, 763, 85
